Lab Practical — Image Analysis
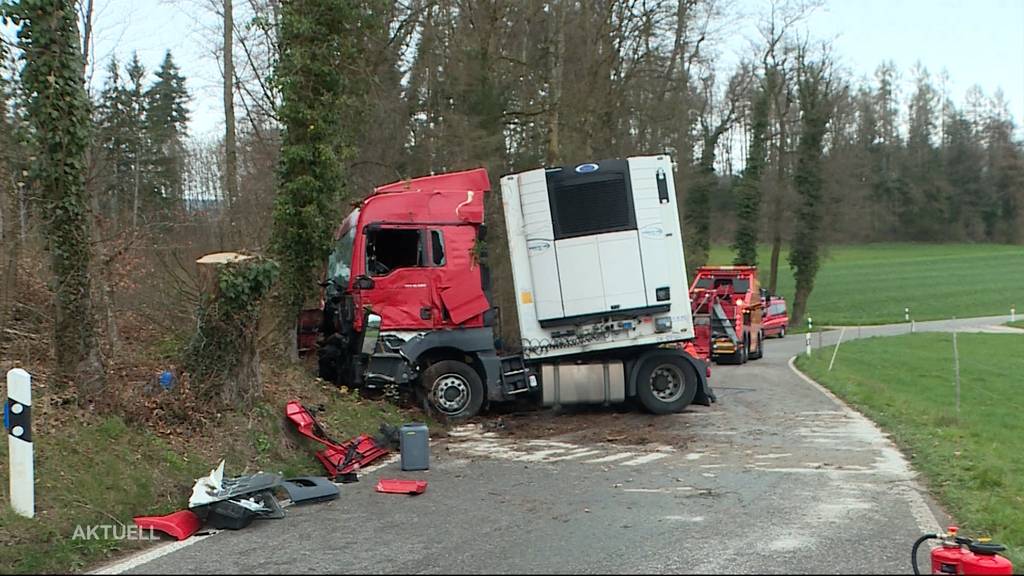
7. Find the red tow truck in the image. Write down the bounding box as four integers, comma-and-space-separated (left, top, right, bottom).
688, 266, 765, 364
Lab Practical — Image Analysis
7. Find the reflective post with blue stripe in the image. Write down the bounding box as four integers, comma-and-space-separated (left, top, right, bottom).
6, 368, 33, 518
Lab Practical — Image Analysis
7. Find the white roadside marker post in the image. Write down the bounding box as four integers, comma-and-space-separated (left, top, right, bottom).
1012, 307, 1016, 323
805, 317, 812, 357
828, 328, 846, 372
6, 368, 34, 518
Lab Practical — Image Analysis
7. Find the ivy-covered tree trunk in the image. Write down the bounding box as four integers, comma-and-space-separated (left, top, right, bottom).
185, 253, 278, 408
684, 143, 717, 270
270, 0, 365, 355
788, 56, 834, 326
11, 0, 105, 392
732, 87, 769, 266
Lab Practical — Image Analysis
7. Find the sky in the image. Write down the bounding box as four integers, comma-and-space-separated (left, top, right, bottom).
8, 0, 1024, 139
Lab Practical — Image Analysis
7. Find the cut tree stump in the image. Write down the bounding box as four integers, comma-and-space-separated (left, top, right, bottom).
186, 251, 276, 408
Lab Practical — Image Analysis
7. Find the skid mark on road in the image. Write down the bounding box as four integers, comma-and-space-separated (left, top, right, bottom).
447, 424, 676, 468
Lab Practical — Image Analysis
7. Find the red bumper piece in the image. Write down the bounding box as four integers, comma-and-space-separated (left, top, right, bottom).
285, 401, 390, 478
375, 479, 428, 495
134, 509, 202, 541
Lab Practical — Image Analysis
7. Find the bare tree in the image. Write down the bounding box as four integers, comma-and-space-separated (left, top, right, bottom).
223, 0, 239, 208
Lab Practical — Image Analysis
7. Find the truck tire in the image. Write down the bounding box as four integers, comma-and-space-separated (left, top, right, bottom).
317, 340, 341, 384
750, 330, 764, 360
421, 360, 484, 420
635, 355, 698, 414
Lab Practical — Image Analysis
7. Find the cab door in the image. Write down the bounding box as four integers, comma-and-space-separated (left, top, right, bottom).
357, 225, 437, 331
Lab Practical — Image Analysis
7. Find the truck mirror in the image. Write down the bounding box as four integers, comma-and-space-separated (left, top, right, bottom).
361, 313, 382, 355
354, 275, 375, 290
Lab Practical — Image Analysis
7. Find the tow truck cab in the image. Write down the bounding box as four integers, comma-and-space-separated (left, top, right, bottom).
689, 266, 765, 364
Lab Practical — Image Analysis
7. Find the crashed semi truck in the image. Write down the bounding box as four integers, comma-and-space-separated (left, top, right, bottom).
312, 155, 713, 419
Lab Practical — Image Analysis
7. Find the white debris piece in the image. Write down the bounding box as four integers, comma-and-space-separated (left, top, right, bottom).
189, 460, 226, 508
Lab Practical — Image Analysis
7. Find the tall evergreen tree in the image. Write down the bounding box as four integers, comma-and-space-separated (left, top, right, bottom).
96, 56, 133, 225
902, 64, 944, 239
733, 84, 769, 265
144, 50, 190, 208
10, 0, 104, 390
124, 52, 148, 226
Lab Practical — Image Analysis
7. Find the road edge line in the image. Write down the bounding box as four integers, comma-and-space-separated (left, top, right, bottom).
787, 355, 944, 535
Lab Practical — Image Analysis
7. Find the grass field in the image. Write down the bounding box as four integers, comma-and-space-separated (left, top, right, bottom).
796, 332, 1024, 566
706, 243, 1024, 326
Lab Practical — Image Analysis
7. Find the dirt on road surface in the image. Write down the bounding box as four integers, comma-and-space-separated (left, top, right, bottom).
97, 315, 1015, 575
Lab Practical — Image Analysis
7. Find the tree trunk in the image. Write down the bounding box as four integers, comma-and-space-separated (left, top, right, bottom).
768, 229, 782, 294
189, 252, 275, 408
223, 0, 239, 210
18, 180, 27, 242
132, 145, 140, 229
791, 284, 810, 328
545, 0, 564, 165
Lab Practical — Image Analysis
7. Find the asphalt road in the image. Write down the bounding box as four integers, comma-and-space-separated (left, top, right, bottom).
100, 315, 1018, 575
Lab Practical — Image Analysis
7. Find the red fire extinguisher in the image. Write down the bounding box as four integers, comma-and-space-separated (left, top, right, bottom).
913, 526, 1014, 575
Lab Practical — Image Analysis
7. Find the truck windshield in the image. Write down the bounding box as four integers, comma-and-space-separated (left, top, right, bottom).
327, 210, 358, 289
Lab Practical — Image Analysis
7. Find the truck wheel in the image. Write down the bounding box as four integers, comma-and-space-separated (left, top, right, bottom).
750, 331, 764, 360
421, 360, 484, 420
317, 341, 341, 384
779, 326, 786, 339
635, 355, 698, 414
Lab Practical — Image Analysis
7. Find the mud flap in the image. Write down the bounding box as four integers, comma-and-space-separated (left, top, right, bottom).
687, 354, 716, 405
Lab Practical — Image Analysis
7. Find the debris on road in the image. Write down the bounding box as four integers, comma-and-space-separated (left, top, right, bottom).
285, 401, 391, 481
399, 422, 430, 471
133, 510, 202, 541
186, 461, 287, 530
375, 479, 428, 495
281, 477, 340, 505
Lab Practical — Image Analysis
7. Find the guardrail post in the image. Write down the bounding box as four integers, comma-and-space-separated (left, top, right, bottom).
6, 368, 34, 518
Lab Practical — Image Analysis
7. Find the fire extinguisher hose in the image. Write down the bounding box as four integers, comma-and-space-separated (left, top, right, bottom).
912, 534, 939, 575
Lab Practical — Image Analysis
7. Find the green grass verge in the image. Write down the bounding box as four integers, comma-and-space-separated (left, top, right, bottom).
1007, 320, 1024, 329
795, 332, 1024, 566
0, 373, 409, 574
707, 243, 1024, 326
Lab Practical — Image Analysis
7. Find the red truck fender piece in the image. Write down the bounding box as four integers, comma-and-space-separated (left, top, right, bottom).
134, 510, 202, 541
285, 401, 390, 478
375, 479, 428, 495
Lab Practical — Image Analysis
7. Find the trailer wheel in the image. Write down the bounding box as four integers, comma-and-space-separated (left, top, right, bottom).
750, 330, 764, 360
635, 355, 698, 414
421, 360, 484, 420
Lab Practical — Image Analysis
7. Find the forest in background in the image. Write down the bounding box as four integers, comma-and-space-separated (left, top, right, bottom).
1, 0, 1022, 396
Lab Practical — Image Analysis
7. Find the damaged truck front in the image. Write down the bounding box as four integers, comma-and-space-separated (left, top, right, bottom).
312, 156, 714, 419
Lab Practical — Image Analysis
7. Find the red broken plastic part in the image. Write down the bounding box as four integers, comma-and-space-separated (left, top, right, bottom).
134, 509, 202, 541
375, 479, 428, 495
285, 401, 390, 478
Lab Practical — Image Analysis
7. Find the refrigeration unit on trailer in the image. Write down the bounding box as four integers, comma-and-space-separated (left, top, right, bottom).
310, 155, 713, 419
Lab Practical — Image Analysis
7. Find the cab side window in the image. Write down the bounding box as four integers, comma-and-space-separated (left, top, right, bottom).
431, 230, 446, 266
366, 228, 425, 276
